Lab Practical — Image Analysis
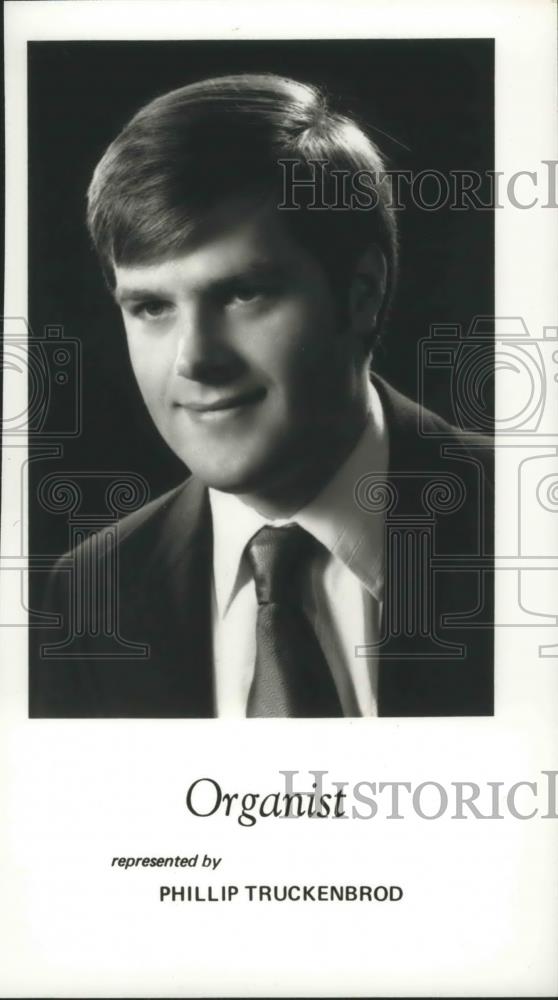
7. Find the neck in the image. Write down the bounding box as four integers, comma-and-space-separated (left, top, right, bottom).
238, 399, 370, 520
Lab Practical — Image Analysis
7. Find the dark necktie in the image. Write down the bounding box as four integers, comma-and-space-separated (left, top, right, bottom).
245, 524, 343, 717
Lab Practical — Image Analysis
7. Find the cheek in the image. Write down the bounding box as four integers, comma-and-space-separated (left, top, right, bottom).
126, 336, 169, 406
246, 299, 336, 387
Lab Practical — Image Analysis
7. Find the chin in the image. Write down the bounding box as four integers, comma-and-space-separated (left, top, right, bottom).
184, 460, 263, 494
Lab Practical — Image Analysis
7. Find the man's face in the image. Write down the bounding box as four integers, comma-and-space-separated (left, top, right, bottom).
114, 201, 369, 513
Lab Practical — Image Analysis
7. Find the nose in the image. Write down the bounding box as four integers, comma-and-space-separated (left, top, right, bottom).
173, 306, 242, 385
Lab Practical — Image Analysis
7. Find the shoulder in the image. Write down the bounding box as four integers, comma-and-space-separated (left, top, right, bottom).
372, 373, 493, 471
53, 475, 205, 572
104, 479, 189, 544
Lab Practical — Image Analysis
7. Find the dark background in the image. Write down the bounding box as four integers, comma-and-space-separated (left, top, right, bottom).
28, 39, 494, 560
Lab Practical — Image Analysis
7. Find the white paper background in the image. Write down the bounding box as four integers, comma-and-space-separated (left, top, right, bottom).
1, 0, 558, 995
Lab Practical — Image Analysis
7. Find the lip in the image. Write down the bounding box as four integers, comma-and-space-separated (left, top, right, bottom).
178, 387, 266, 414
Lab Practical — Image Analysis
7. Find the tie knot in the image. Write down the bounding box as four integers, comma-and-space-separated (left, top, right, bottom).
246, 524, 314, 605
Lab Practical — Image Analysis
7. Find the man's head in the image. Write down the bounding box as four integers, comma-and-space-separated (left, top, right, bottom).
87, 74, 398, 514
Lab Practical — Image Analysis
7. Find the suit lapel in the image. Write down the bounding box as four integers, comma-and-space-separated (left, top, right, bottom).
117, 477, 215, 716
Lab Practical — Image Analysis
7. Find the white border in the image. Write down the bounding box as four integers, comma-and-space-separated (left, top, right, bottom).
2, 1, 558, 996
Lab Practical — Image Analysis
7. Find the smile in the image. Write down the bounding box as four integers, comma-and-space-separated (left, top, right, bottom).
179, 388, 266, 416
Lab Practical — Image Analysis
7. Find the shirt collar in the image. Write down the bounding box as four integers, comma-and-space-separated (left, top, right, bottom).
209, 381, 389, 617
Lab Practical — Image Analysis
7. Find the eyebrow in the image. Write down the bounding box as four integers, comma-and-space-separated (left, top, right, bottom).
113, 261, 287, 306
114, 286, 166, 305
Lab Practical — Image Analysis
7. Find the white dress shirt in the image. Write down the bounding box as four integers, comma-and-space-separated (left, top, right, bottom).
209, 383, 389, 717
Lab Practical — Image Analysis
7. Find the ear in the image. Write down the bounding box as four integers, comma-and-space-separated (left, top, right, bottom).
348, 245, 388, 348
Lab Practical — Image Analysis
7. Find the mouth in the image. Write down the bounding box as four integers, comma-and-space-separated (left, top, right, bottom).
178, 387, 266, 416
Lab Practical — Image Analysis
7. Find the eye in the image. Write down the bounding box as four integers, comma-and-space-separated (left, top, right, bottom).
230, 285, 262, 304
227, 282, 276, 308
131, 300, 172, 320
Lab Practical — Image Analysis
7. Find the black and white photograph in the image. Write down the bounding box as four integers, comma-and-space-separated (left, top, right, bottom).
27, 38, 494, 719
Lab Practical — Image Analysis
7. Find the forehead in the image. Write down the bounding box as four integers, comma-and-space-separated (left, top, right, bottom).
113, 201, 310, 297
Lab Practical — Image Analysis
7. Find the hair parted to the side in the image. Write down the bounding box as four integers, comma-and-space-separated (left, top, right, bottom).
86, 73, 398, 344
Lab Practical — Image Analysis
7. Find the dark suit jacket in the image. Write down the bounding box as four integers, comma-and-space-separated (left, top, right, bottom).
30, 378, 494, 718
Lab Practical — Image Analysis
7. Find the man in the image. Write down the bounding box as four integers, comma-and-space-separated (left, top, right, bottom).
30, 73, 493, 718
